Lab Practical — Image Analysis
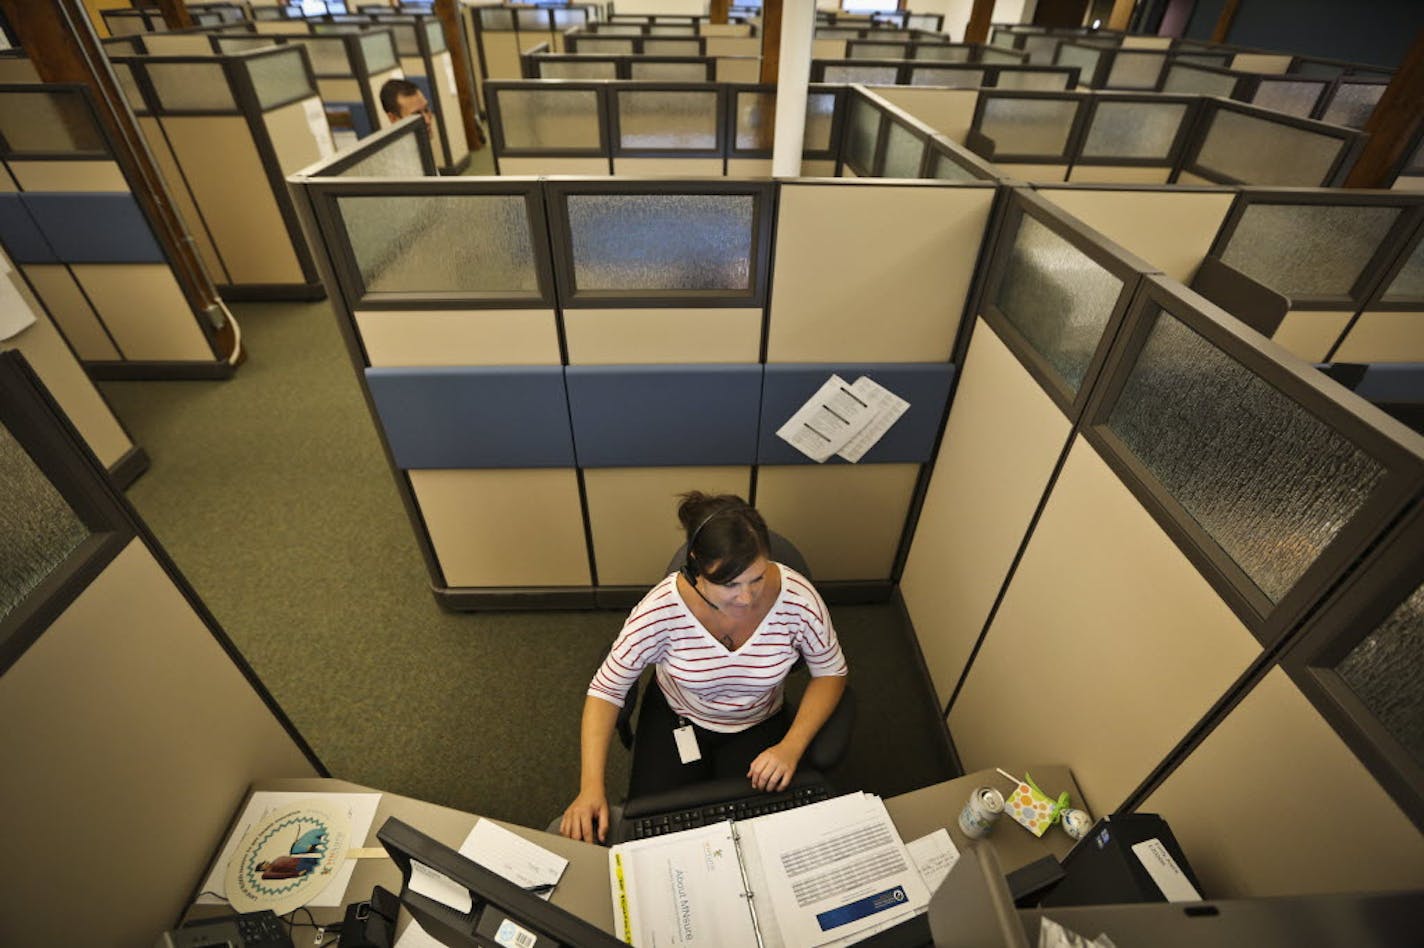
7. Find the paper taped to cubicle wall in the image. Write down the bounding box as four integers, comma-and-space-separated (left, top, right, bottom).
198, 791, 381, 907
776, 376, 909, 464
0, 254, 37, 341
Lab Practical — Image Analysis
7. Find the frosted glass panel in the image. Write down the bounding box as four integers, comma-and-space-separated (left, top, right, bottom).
147, 62, 236, 112
1381, 238, 1424, 302
338, 133, 424, 177
1055, 44, 1101, 83
643, 39, 701, 56
617, 91, 718, 150
1221, 203, 1400, 299
0, 422, 91, 623
424, 21, 446, 53
478, 8, 514, 29
338, 194, 540, 296
1082, 101, 1187, 159
1323, 83, 1385, 129
247, 49, 314, 109
1106, 309, 1384, 602
733, 92, 835, 152
929, 150, 979, 182
566, 194, 754, 292
995, 70, 1071, 91
911, 67, 984, 88
551, 9, 587, 29
980, 47, 1026, 64
359, 32, 398, 74
1106, 51, 1165, 89
880, 121, 924, 178
1023, 35, 1059, 65
915, 45, 970, 62
824, 65, 900, 84
383, 23, 420, 56
498, 89, 601, 150
576, 38, 635, 54
845, 95, 879, 170
1251, 79, 1325, 118
539, 60, 617, 80
993, 215, 1123, 393
629, 61, 709, 81
1336, 582, 1424, 767
649, 25, 696, 36
980, 97, 1078, 155
851, 42, 908, 59
515, 9, 550, 30
1163, 64, 1238, 97
1196, 109, 1345, 186
301, 39, 352, 75
0, 90, 106, 154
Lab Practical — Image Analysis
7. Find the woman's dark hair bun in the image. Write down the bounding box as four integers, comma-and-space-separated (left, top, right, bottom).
677, 492, 770, 585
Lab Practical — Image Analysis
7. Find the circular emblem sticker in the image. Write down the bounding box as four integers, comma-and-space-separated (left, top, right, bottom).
226, 801, 350, 915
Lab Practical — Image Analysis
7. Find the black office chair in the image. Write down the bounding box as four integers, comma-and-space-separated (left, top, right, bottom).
613, 531, 856, 776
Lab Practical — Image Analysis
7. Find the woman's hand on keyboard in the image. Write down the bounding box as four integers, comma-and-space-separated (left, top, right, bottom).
561, 789, 610, 843
748, 742, 801, 793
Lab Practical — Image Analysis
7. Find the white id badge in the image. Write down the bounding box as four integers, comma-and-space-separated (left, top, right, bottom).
673, 723, 702, 764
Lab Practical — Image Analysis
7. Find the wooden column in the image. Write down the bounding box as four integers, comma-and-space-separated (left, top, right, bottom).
760, 0, 782, 84
964, 0, 996, 46
0, 0, 231, 351
434, 0, 485, 148
154, 0, 194, 30
1345, 27, 1424, 188
1107, 0, 1136, 32
1210, 0, 1241, 44
711, 0, 731, 26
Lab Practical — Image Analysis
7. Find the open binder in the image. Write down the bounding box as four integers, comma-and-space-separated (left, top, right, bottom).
608, 793, 930, 948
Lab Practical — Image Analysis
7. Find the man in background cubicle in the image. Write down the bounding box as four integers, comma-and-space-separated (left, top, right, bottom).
379, 78, 434, 138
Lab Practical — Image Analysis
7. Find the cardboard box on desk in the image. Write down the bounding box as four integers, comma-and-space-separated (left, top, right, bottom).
1038, 813, 1203, 907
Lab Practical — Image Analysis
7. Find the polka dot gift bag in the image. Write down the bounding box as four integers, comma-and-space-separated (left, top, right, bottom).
997, 769, 1070, 837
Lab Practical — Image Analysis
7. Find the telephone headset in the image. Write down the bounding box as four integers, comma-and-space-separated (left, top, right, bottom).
682, 502, 748, 611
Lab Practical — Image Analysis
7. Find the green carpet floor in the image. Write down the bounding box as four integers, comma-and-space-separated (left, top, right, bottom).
99, 297, 956, 832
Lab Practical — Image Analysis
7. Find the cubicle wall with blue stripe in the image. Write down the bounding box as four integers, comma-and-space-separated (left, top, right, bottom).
290, 168, 994, 606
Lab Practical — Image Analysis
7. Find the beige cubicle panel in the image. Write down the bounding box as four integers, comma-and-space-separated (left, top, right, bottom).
584, 466, 752, 586
1065, 165, 1172, 184
868, 86, 980, 144
5, 159, 129, 191
899, 319, 1073, 706
1, 259, 132, 470
141, 32, 217, 55
706, 36, 762, 58
429, 49, 469, 165
716, 58, 762, 83
727, 158, 837, 177
69, 264, 214, 361
408, 468, 591, 587
1272, 310, 1356, 363
498, 156, 611, 176
136, 114, 229, 284
0, 541, 320, 946
1119, 35, 1172, 49
1141, 667, 1424, 897
1331, 310, 1424, 362
612, 157, 726, 176
948, 437, 1262, 815
1176, 171, 1218, 185
766, 182, 994, 362
993, 163, 1068, 182
1036, 187, 1236, 283
563, 308, 763, 364
19, 264, 121, 361
160, 115, 307, 285
755, 463, 921, 582
355, 309, 562, 366
263, 96, 336, 174
1230, 52, 1293, 74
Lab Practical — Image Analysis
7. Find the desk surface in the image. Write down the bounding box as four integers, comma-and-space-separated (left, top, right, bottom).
222, 765, 1083, 938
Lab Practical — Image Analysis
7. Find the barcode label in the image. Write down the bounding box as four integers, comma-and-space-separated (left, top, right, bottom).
495, 918, 538, 948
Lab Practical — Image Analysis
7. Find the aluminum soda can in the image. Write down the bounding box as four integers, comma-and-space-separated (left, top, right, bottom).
1060, 808, 1092, 840
958, 786, 1005, 839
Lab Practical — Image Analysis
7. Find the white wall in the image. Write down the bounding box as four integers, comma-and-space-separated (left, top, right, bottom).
918, 0, 1037, 39
611, 0, 708, 15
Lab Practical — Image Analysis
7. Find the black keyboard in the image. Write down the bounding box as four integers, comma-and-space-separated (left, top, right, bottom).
629, 783, 832, 839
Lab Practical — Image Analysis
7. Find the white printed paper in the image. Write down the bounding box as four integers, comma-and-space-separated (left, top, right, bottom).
776, 375, 875, 463
837, 376, 910, 463
410, 860, 474, 913
199, 792, 381, 907
394, 917, 448, 948
443, 56, 459, 95
906, 828, 960, 894
609, 823, 759, 946
304, 97, 336, 159
743, 793, 929, 948
0, 253, 37, 342
459, 819, 568, 901
1131, 838, 1201, 903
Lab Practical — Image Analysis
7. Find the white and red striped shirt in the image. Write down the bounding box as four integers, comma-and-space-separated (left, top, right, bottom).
587, 565, 847, 733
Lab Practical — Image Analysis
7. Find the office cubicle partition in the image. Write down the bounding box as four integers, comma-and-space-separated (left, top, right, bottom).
0, 350, 323, 947
812, 59, 1077, 91
111, 45, 335, 300
462, 3, 603, 110
363, 15, 471, 172
288, 124, 995, 606
1178, 98, 1366, 188
0, 83, 229, 378
522, 49, 718, 82
900, 187, 1424, 895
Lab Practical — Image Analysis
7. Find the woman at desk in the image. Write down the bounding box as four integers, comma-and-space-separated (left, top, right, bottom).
560, 493, 848, 844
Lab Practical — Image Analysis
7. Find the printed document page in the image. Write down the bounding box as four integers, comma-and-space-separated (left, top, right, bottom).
775, 375, 876, 463
609, 822, 760, 947
739, 794, 929, 948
